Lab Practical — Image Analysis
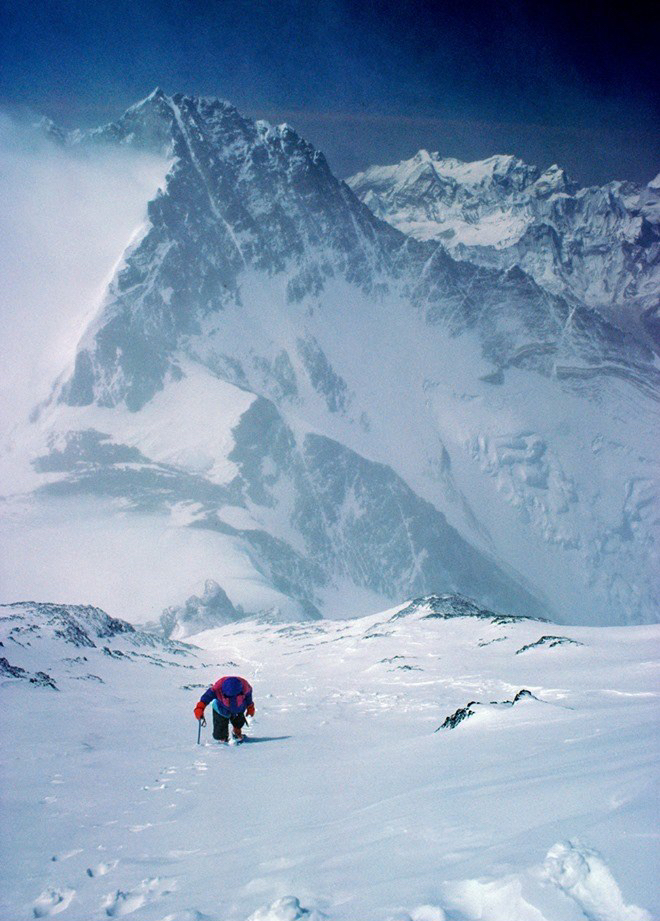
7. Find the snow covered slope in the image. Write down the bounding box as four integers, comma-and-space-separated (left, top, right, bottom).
0, 600, 196, 686
1, 91, 658, 627
347, 151, 660, 348
1, 597, 657, 920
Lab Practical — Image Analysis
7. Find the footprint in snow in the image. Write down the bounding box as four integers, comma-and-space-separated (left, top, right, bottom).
50, 849, 83, 862
246, 895, 326, 920
102, 877, 175, 916
86, 860, 119, 877
33, 887, 75, 917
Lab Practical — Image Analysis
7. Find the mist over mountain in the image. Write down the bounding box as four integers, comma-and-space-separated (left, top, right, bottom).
1, 90, 657, 630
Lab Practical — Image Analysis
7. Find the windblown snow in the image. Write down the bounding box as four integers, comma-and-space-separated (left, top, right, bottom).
0, 597, 657, 920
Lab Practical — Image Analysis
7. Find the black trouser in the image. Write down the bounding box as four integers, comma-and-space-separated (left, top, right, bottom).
212, 708, 246, 741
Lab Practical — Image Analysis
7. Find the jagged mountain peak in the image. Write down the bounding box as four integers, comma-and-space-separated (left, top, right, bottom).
3, 90, 658, 631
349, 150, 587, 215
56, 92, 655, 414
75, 87, 254, 156
33, 115, 68, 145
351, 150, 540, 192
348, 147, 658, 346
533, 163, 576, 194
74, 88, 328, 178
58, 91, 404, 412
127, 85, 169, 109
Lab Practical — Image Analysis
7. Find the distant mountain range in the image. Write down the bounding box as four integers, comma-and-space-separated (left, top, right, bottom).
1, 90, 657, 631
348, 150, 659, 349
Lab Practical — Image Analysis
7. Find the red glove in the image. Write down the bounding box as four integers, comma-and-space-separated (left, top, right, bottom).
194, 702, 206, 721
246, 703, 255, 717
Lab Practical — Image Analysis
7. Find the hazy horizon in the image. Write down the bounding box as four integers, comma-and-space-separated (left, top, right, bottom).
1, 0, 657, 185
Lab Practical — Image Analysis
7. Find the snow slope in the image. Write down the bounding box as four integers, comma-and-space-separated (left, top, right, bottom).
1, 598, 658, 920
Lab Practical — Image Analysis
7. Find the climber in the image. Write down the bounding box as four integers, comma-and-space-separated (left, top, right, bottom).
194, 675, 255, 743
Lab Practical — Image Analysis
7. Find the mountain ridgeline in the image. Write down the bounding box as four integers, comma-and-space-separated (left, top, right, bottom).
13, 89, 659, 629
348, 150, 660, 349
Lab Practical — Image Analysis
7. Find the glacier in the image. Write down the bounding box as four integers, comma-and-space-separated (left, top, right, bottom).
0, 89, 658, 629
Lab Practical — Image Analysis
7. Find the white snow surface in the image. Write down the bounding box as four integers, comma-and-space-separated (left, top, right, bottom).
1, 598, 658, 921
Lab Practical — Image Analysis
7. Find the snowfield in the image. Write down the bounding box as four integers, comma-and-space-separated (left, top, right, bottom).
1, 597, 657, 920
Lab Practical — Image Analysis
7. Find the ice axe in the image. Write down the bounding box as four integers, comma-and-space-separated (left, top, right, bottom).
197, 716, 206, 745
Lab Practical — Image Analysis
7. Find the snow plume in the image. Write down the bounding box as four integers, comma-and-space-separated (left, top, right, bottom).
0, 113, 169, 434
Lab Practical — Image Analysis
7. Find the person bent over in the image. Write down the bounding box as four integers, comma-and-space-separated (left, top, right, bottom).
194, 675, 255, 743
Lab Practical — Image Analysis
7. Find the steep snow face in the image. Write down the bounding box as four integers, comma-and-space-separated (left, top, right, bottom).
57, 94, 655, 413
0, 598, 657, 920
1, 91, 658, 628
348, 150, 660, 347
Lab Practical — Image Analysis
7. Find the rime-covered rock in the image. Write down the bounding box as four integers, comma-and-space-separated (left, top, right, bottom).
161, 580, 247, 639
436, 688, 539, 730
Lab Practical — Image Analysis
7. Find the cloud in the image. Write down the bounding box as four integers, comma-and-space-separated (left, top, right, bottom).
0, 113, 169, 433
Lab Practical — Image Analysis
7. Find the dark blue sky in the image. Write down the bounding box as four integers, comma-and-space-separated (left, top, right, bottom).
1, 0, 658, 184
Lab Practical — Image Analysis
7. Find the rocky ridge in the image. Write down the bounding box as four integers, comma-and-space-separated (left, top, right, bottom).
0, 601, 195, 688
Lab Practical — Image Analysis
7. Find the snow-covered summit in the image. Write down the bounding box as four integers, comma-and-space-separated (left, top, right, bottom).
348, 150, 659, 347
389, 592, 548, 623
0, 601, 195, 689
2, 600, 138, 646
352, 150, 548, 195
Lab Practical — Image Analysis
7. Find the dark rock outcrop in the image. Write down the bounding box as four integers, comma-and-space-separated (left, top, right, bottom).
436, 688, 538, 730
